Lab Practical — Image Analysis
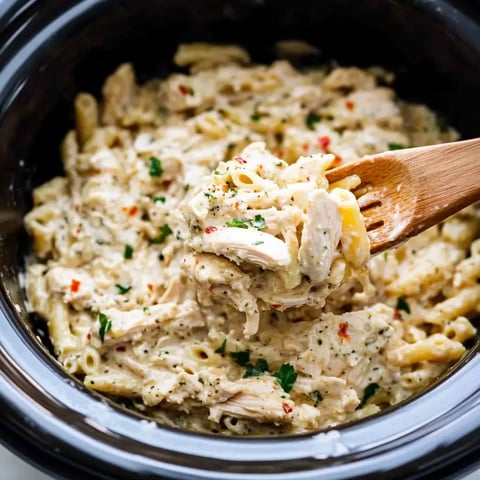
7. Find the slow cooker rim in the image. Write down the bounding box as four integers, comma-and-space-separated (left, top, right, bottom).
0, 0, 479, 479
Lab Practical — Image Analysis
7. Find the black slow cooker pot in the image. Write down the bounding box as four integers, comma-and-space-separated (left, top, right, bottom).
0, 1, 479, 479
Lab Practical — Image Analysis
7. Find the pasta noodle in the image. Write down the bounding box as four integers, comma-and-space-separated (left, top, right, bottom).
23, 42, 477, 435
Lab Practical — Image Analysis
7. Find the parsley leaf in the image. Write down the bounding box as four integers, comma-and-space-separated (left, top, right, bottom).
115, 284, 132, 294
311, 390, 323, 407
214, 338, 227, 354
436, 115, 449, 133
153, 196, 166, 203
124, 244, 133, 259
274, 363, 297, 393
226, 218, 249, 229
388, 143, 405, 150
226, 215, 266, 231
252, 240, 264, 246
251, 113, 262, 121
356, 382, 380, 410
306, 113, 321, 130
251, 214, 266, 230
152, 224, 173, 244
149, 156, 163, 177
231, 350, 250, 366
396, 297, 411, 314
243, 358, 269, 378
98, 312, 112, 342
188, 86, 195, 96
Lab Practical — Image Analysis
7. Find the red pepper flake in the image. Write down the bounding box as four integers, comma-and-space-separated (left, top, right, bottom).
178, 84, 190, 95
128, 206, 138, 217
338, 322, 350, 341
115, 345, 126, 352
86, 332, 91, 340
345, 100, 355, 111
393, 310, 402, 320
302, 141, 310, 151
277, 149, 284, 158
234, 201, 240, 209
75, 227, 82, 235
205, 226, 217, 234
147, 284, 154, 292
318, 136, 331, 149
195, 258, 200, 266
70, 279, 80, 293
271, 304, 282, 309
234, 156, 247, 164
282, 402, 293, 414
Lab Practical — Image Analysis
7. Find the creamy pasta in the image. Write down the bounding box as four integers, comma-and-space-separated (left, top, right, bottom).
24, 43, 477, 435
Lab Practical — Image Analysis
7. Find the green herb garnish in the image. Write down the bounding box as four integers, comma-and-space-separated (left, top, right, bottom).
115, 284, 132, 294
306, 113, 321, 130
152, 224, 173, 244
274, 363, 297, 393
226, 215, 266, 231
231, 350, 250, 367
388, 143, 405, 150
153, 196, 166, 203
356, 383, 380, 410
251, 113, 262, 122
188, 86, 195, 96
252, 240, 264, 246
226, 218, 249, 229
98, 312, 112, 342
311, 390, 323, 407
396, 297, 411, 314
243, 358, 269, 378
124, 244, 133, 259
149, 156, 163, 177
215, 338, 227, 354
436, 115, 449, 133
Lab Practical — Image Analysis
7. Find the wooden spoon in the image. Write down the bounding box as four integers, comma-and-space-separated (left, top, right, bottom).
325, 138, 480, 254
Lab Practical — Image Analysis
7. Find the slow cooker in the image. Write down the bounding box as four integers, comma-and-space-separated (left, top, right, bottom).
0, 1, 479, 479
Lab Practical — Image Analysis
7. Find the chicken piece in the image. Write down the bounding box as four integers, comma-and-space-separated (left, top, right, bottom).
209, 377, 294, 424
183, 253, 260, 336
191, 227, 291, 270
97, 301, 204, 344
298, 190, 342, 284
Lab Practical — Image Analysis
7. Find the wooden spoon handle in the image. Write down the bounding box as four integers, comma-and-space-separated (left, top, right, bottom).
394, 138, 480, 230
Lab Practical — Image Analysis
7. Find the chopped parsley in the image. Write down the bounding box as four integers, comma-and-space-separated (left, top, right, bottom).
153, 196, 166, 203
306, 113, 321, 130
152, 224, 173, 244
388, 143, 405, 150
149, 156, 163, 177
124, 244, 133, 259
115, 284, 132, 294
188, 86, 195, 96
436, 115, 449, 133
396, 297, 411, 314
214, 338, 227, 354
274, 363, 297, 393
231, 350, 250, 367
251, 113, 262, 122
252, 240, 264, 246
226, 214, 266, 231
356, 382, 380, 410
311, 390, 323, 407
98, 312, 112, 342
243, 358, 269, 378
